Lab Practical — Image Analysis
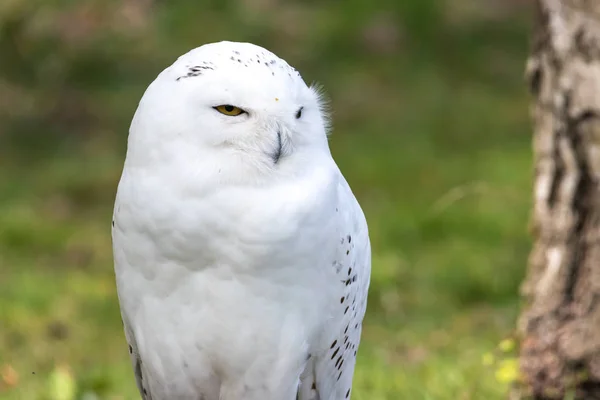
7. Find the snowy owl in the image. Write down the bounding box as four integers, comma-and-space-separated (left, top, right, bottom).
111, 41, 371, 400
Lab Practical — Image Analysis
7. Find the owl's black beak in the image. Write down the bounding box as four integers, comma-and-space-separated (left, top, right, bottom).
272, 130, 283, 164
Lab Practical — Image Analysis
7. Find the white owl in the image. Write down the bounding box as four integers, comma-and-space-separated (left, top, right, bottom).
112, 41, 371, 400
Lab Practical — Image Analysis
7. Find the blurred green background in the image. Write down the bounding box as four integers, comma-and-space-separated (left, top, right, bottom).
0, 0, 533, 399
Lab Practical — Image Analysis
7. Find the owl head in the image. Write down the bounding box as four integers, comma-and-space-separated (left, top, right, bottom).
125, 41, 331, 186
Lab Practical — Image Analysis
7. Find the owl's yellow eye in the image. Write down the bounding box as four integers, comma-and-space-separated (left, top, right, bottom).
214, 105, 245, 116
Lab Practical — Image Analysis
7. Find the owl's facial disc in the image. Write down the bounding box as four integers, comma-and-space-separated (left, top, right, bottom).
129, 41, 331, 181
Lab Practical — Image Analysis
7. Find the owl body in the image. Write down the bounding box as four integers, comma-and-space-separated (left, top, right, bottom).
112, 41, 370, 400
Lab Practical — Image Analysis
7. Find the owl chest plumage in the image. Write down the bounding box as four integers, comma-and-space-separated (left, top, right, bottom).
112, 166, 348, 399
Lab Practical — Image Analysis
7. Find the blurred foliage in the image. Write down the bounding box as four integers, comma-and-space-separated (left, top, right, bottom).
0, 0, 534, 399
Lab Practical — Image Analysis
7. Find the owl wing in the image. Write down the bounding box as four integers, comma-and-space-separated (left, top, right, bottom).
298, 173, 371, 400
121, 313, 154, 400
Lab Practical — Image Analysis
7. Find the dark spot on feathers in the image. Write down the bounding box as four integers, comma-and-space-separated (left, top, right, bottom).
344, 306, 349, 314
348, 267, 352, 275
338, 371, 343, 381
311, 382, 316, 390
332, 347, 340, 359
340, 296, 345, 303
112, 220, 115, 227
129, 345, 132, 354
346, 250, 350, 255
233, 50, 240, 55
176, 65, 214, 81
333, 260, 343, 273
330, 340, 337, 349
347, 235, 351, 243
346, 389, 350, 398
335, 355, 342, 368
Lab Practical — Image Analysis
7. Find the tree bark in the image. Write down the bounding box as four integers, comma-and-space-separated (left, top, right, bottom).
519, 0, 600, 399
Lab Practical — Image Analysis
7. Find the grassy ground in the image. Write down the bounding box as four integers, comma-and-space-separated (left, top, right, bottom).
0, 1, 533, 399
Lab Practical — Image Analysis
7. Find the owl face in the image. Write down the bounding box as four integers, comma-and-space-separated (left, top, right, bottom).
126, 41, 330, 184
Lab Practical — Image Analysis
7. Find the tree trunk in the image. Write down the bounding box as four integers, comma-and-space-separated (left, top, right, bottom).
518, 0, 600, 399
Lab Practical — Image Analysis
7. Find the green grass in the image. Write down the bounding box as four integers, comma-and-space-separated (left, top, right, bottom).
0, 1, 533, 398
